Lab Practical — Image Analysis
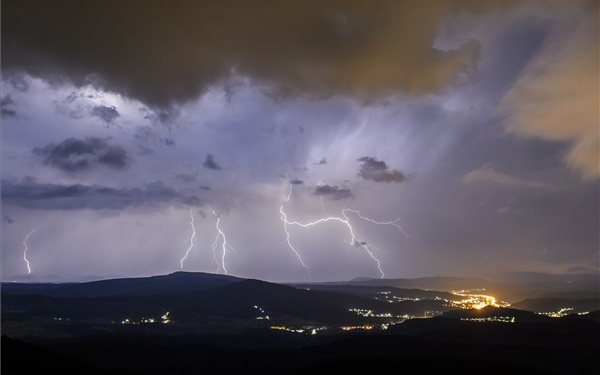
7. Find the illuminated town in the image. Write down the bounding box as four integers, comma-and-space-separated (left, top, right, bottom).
119, 312, 171, 325
107, 290, 589, 334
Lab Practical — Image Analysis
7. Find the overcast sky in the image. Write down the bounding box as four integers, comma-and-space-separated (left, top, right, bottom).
2, 0, 598, 282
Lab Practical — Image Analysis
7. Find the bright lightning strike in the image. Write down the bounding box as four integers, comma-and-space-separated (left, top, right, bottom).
280, 184, 312, 279
280, 184, 408, 279
211, 211, 233, 275
211, 225, 221, 273
22, 229, 37, 274
342, 209, 410, 238
180, 209, 197, 269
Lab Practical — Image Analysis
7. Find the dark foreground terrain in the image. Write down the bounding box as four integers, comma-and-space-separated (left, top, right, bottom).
4, 314, 599, 374
2, 272, 598, 374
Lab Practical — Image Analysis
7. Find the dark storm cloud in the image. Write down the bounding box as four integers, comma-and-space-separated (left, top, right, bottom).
90, 105, 120, 124
2, 179, 200, 210
357, 156, 407, 183
33, 137, 128, 172
200, 186, 211, 191
203, 154, 222, 170
290, 178, 304, 185
1, 0, 507, 108
313, 184, 353, 200
1, 95, 17, 118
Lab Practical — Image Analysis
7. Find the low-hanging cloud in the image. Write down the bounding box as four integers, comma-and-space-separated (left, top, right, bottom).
33, 137, 129, 172
1, 0, 502, 109
2, 179, 200, 210
313, 184, 353, 200
203, 154, 222, 170
357, 156, 407, 183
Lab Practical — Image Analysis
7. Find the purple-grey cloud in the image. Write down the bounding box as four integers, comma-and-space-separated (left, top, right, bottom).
203, 154, 222, 170
33, 137, 128, 172
2, 179, 200, 210
357, 156, 407, 183
90, 105, 120, 124
1, 95, 17, 118
313, 184, 353, 200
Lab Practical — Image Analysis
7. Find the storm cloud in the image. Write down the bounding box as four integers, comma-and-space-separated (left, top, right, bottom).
1, 0, 503, 109
313, 184, 353, 200
90, 105, 120, 124
33, 137, 128, 172
2, 179, 200, 210
357, 156, 407, 183
203, 154, 222, 170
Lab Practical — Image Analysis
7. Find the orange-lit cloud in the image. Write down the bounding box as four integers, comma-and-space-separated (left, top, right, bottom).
499, 7, 599, 179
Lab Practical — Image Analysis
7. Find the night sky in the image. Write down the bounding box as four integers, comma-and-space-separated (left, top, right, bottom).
2, 0, 598, 282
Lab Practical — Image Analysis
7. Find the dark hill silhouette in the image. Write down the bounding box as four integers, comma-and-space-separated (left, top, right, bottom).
2, 276, 452, 326
3, 274, 599, 374
1, 271, 241, 297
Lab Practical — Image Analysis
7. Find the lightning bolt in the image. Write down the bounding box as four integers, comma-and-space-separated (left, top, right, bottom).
279, 185, 409, 279
22, 229, 37, 274
180, 209, 197, 269
280, 184, 312, 279
212, 211, 233, 275
342, 209, 410, 238
211, 225, 221, 273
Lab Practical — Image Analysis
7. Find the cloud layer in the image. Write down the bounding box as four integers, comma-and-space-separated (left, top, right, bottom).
33, 137, 128, 172
2, 179, 199, 210
1, 0, 502, 108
